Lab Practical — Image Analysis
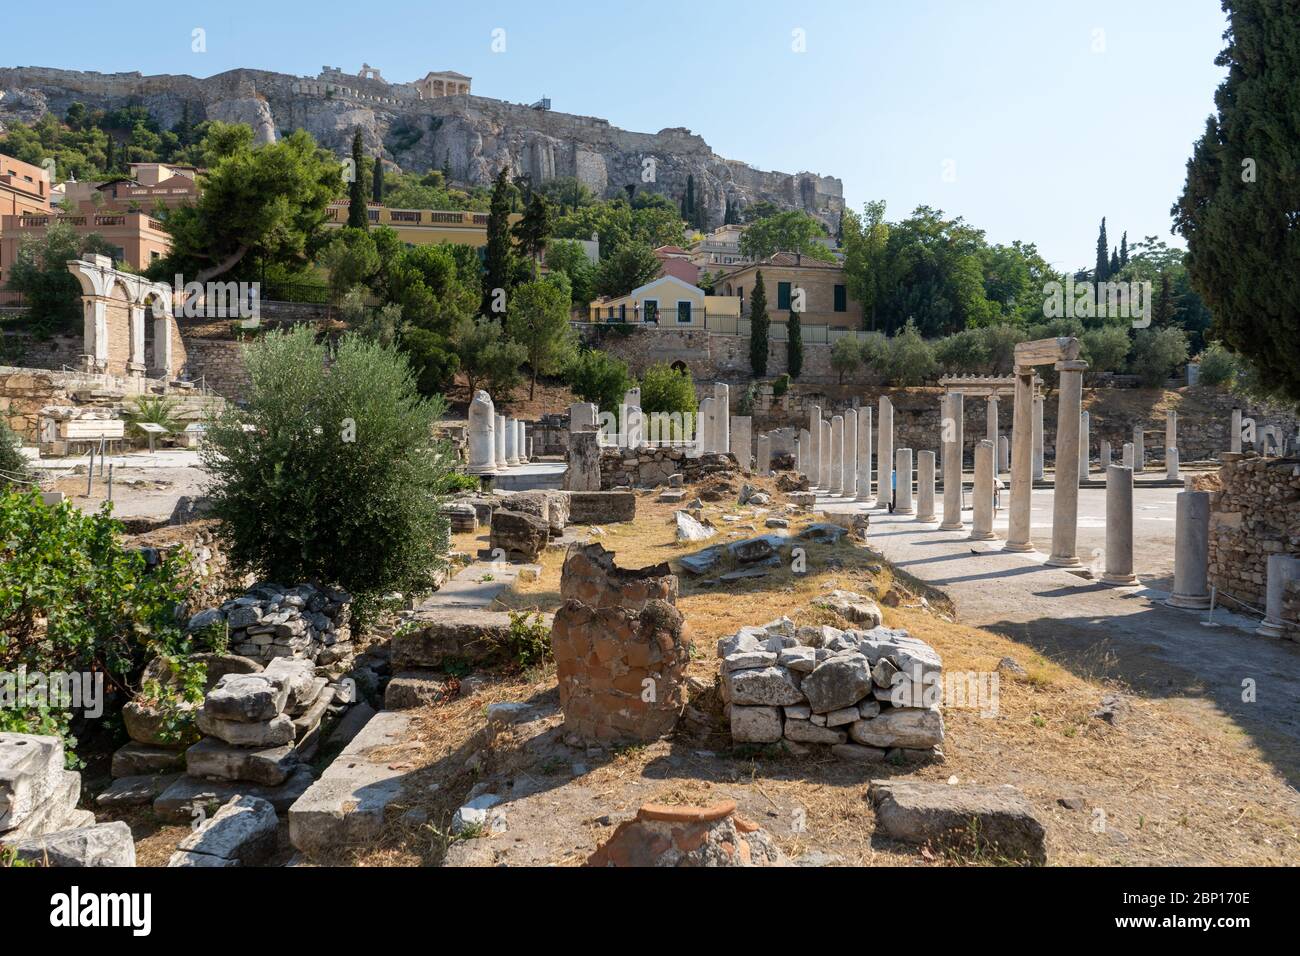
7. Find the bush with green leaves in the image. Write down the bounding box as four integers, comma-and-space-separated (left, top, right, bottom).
1195, 342, 1241, 388
882, 320, 937, 386
453, 315, 527, 399
639, 362, 698, 419
771, 373, 791, 397
124, 395, 180, 442
0, 419, 27, 488
1081, 325, 1131, 381
0, 490, 192, 749
564, 348, 632, 413
1129, 327, 1189, 387
830, 336, 862, 383
201, 327, 453, 607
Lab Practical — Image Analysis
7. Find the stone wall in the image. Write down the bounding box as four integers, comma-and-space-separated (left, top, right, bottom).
1204, 455, 1300, 633
599, 447, 735, 489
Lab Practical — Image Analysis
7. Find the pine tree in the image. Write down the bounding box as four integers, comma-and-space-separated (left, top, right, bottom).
482, 167, 515, 319
1173, 0, 1300, 401
787, 310, 803, 379
749, 270, 769, 377
347, 130, 368, 229
1119, 232, 1129, 267
512, 193, 553, 278
372, 155, 384, 204
1095, 217, 1109, 282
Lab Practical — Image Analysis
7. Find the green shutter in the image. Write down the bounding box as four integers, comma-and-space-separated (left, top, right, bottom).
777, 282, 792, 310
834, 284, 847, 312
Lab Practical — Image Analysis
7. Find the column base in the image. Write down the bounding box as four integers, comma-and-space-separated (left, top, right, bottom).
915, 513, 937, 523
1101, 573, 1139, 586
1256, 621, 1286, 639
896, 506, 915, 515
1046, 554, 1082, 568
938, 521, 965, 531
968, 531, 997, 541
1003, 541, 1035, 553
856, 493, 873, 503
1166, 593, 1211, 610
466, 466, 498, 476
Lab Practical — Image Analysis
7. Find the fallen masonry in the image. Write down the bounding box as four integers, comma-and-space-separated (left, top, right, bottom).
718, 618, 945, 759
168, 795, 278, 867
868, 779, 1047, 864
587, 800, 784, 867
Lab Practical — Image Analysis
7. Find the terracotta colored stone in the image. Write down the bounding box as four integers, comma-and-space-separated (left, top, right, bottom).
639, 800, 737, 823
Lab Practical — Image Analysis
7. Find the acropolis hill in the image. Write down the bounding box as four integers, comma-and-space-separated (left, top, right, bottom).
0, 64, 844, 225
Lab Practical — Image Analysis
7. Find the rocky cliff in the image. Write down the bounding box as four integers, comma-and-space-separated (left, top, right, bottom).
0, 65, 843, 227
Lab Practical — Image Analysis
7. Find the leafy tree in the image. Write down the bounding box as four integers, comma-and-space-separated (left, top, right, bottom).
564, 349, 632, 413
593, 243, 660, 299
452, 315, 527, 398
0, 420, 27, 488
4, 222, 116, 335
1081, 325, 1131, 380
384, 242, 479, 334
841, 200, 890, 329
1129, 326, 1189, 387
512, 193, 553, 277
202, 327, 452, 604
786, 311, 804, 378
544, 239, 596, 306
538, 176, 595, 213
505, 277, 577, 398
639, 362, 697, 418
749, 270, 770, 376
882, 320, 938, 386
400, 327, 460, 396
482, 167, 516, 319
1196, 341, 1242, 387
1173, 0, 1300, 402
831, 336, 861, 384
320, 227, 381, 300
739, 210, 835, 262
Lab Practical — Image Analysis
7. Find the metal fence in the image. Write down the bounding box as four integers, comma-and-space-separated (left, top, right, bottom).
576, 311, 875, 345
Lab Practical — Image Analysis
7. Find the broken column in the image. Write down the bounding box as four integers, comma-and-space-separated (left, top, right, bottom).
1005, 367, 1035, 552
916, 450, 937, 522
517, 420, 528, 462
1166, 410, 1177, 466
970, 439, 996, 541
570, 402, 597, 434
551, 544, 690, 742
799, 429, 811, 474
940, 392, 965, 531
564, 431, 602, 491
856, 405, 873, 501
1100, 439, 1112, 469
714, 383, 730, 456
1122, 443, 1134, 468
1133, 426, 1145, 472
1032, 395, 1044, 481
1168, 490, 1211, 609
894, 448, 914, 514
877, 395, 894, 509
756, 434, 772, 474
1166, 448, 1180, 481
1102, 464, 1138, 586
842, 408, 858, 499
467, 390, 498, 476
730, 415, 752, 472
1, 733, 98, 850
809, 406, 822, 488
1048, 359, 1086, 568
1257, 555, 1300, 639
1079, 410, 1091, 481
698, 397, 716, 454
997, 435, 1009, 474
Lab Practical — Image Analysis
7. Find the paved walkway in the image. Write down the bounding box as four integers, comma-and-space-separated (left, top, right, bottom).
818, 490, 1300, 787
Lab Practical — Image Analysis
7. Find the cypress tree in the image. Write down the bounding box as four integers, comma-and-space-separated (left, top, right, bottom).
482, 167, 515, 319
372, 155, 384, 204
347, 130, 368, 229
750, 270, 769, 377
787, 310, 804, 379
1153, 272, 1175, 328
1119, 232, 1129, 267
1095, 217, 1109, 281
1110, 247, 1120, 276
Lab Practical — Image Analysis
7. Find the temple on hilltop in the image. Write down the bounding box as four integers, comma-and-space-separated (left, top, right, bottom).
412, 70, 472, 98
313, 64, 471, 99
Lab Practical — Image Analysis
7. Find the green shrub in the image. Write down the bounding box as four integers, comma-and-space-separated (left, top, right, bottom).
124, 395, 180, 441
400, 327, 460, 397
564, 348, 632, 413
831, 336, 862, 383
201, 327, 454, 608
1196, 341, 1241, 387
771, 373, 791, 397
1081, 325, 1131, 381
437, 471, 482, 494
0, 419, 27, 488
506, 610, 552, 669
883, 320, 937, 386
933, 328, 991, 375
1129, 327, 1190, 387
640, 362, 698, 417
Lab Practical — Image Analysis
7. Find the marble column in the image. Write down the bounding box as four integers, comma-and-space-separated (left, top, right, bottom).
1047, 360, 1086, 567
714, 383, 730, 455
503, 416, 518, 466
467, 390, 497, 475
494, 414, 508, 468
940, 392, 965, 531
842, 408, 858, 499
1165, 410, 1177, 464
1166, 447, 1180, 481
730, 415, 752, 472
856, 406, 873, 502
876, 396, 894, 509
795, 435, 803, 474
1122, 442, 1134, 468
1102, 464, 1138, 585
1006, 368, 1035, 552
916, 450, 937, 522
1230, 408, 1242, 454
820, 420, 832, 493
1167, 491, 1211, 609
809, 406, 822, 487
699, 397, 716, 455
997, 435, 1009, 474
1100, 439, 1112, 469
970, 439, 996, 540
756, 435, 772, 474
1257, 555, 1300, 638
1079, 410, 1091, 481
1032, 394, 1044, 481
799, 428, 811, 476
518, 421, 528, 462
829, 416, 845, 495
1133, 426, 1145, 472
895, 448, 914, 514
986, 395, 999, 477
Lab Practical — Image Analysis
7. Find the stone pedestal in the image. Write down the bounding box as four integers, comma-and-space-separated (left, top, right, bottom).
1032, 395, 1044, 481
1047, 360, 1085, 567
829, 416, 844, 495
570, 402, 597, 433
809, 406, 822, 487
940, 392, 964, 531
877, 396, 893, 509
1079, 410, 1090, 480
970, 439, 996, 540
1133, 426, 1145, 472
894, 448, 914, 514
1257, 555, 1300, 638
564, 431, 602, 491
713, 383, 730, 456
856, 407, 873, 501
756, 435, 772, 474
916, 450, 937, 522
1230, 408, 1242, 454
1005, 369, 1035, 552
730, 415, 752, 472
1122, 443, 1134, 468
997, 435, 1009, 474
1168, 491, 1210, 609
1166, 447, 1180, 481
467, 390, 498, 476
1102, 464, 1138, 585
842, 409, 858, 499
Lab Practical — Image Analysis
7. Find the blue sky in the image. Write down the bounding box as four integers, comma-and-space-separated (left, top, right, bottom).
0, 0, 1229, 269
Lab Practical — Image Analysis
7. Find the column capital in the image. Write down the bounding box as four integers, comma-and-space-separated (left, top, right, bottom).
1055, 360, 1089, 373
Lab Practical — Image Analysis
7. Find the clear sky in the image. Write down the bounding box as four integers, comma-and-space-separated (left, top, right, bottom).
0, 0, 1229, 270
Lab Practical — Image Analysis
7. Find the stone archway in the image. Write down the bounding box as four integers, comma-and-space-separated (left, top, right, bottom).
670, 360, 689, 375
66, 254, 180, 381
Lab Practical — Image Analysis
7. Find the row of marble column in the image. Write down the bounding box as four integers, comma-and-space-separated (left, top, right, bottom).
466, 389, 530, 476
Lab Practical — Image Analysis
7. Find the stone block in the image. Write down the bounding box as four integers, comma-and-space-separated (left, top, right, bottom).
868, 780, 1046, 864
172, 795, 278, 866
9, 821, 136, 867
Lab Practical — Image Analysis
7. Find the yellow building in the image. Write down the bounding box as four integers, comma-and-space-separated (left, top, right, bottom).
323, 201, 520, 248
587, 274, 741, 329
